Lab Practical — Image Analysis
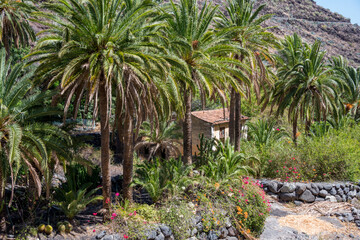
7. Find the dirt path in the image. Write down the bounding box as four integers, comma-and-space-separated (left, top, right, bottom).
261, 198, 360, 240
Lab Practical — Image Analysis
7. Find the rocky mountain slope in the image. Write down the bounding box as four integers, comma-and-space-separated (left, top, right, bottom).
213, 0, 360, 65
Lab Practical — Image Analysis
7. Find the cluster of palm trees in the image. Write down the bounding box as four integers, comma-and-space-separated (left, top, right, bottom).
1, 0, 359, 221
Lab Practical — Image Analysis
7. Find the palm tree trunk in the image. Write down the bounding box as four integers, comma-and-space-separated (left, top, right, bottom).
234, 92, 242, 151
0, 168, 6, 234
122, 113, 134, 201
292, 117, 298, 145
229, 88, 235, 145
183, 88, 192, 165
98, 78, 111, 215
305, 118, 311, 135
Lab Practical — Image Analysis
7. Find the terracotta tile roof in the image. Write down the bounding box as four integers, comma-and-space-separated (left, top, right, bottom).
191, 108, 249, 125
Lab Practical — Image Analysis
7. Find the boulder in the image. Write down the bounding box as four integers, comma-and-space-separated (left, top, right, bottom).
335, 195, 342, 202
329, 187, 337, 195
279, 192, 296, 201
268, 181, 278, 193
299, 190, 315, 203
280, 183, 296, 193
315, 197, 325, 202
344, 187, 350, 194
325, 196, 337, 202
296, 184, 306, 195
160, 226, 172, 237
319, 190, 329, 197
324, 184, 332, 191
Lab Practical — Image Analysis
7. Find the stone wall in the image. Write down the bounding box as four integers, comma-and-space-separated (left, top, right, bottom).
261, 180, 360, 204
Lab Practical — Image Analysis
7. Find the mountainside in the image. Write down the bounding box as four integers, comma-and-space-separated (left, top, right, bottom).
213, 0, 360, 65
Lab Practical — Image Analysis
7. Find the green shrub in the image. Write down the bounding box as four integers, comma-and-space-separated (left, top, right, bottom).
133, 158, 193, 202
158, 201, 195, 239
260, 125, 360, 182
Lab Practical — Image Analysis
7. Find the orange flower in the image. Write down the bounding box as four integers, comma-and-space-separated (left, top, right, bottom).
214, 183, 220, 189
246, 229, 251, 234
244, 212, 248, 219
296, 132, 301, 137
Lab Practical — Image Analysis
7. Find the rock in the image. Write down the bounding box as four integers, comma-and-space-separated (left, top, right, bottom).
207, 230, 219, 240
329, 187, 337, 195
325, 196, 337, 202
349, 191, 357, 198
343, 195, 347, 202
224, 218, 232, 228
349, 233, 355, 238
199, 232, 207, 240
160, 226, 172, 237
155, 232, 165, 240
219, 227, 228, 238
113, 234, 123, 240
324, 184, 332, 191
268, 182, 278, 193
227, 227, 236, 236
102, 235, 113, 240
310, 183, 319, 195
147, 231, 157, 240
196, 222, 204, 232
296, 184, 306, 195
294, 200, 303, 206
280, 183, 296, 193
337, 188, 344, 195
319, 190, 329, 197
315, 197, 325, 201
96, 230, 107, 239
186, 237, 197, 240
335, 195, 342, 202
299, 190, 315, 203
316, 183, 324, 190
225, 237, 238, 240
344, 187, 350, 194
279, 192, 296, 201
190, 228, 197, 237
335, 184, 341, 189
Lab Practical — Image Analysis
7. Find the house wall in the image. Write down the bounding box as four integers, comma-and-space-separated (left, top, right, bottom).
191, 116, 212, 155
212, 123, 229, 139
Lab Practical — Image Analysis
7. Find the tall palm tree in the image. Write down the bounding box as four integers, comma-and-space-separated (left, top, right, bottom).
0, 0, 35, 57
0, 49, 70, 233
163, 0, 243, 165
272, 36, 342, 141
28, 0, 172, 205
135, 120, 182, 160
216, 0, 278, 151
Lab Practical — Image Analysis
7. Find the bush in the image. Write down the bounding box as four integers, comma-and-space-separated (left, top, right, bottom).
133, 158, 193, 202
260, 125, 360, 182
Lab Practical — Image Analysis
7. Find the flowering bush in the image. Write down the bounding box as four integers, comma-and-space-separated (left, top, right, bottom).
158, 201, 195, 239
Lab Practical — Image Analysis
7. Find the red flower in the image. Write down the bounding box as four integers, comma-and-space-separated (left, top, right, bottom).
124, 235, 129, 239
93, 213, 97, 216
93, 229, 96, 232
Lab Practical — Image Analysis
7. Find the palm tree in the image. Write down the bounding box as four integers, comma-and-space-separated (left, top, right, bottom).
331, 56, 360, 119
0, 0, 35, 57
0, 49, 70, 233
216, 0, 278, 151
29, 0, 172, 204
135, 120, 182, 160
163, 0, 242, 164
272, 36, 342, 141
247, 119, 288, 148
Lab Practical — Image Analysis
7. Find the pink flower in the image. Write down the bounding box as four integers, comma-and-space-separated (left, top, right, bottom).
283, 166, 286, 169
294, 167, 297, 170
93, 229, 96, 233
105, 198, 110, 204
124, 235, 129, 239
133, 211, 137, 216
276, 170, 279, 173
93, 213, 97, 216
111, 217, 114, 220
276, 128, 280, 131
129, 213, 133, 216
268, 160, 272, 163
292, 157, 295, 160
112, 213, 117, 217
115, 192, 120, 197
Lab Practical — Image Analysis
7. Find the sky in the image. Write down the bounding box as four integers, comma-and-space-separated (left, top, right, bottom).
315, 0, 360, 25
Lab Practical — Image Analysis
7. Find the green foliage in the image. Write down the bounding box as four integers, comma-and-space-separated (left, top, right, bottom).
197, 138, 257, 184
259, 125, 360, 181
158, 201, 195, 239
135, 120, 182, 160
54, 183, 103, 220
247, 119, 289, 148
133, 158, 193, 202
